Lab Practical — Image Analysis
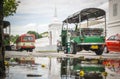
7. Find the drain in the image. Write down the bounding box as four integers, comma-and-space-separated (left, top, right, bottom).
27, 74, 42, 77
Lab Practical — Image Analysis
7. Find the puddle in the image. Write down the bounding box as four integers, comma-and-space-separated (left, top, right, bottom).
5, 57, 61, 79
4, 57, 120, 79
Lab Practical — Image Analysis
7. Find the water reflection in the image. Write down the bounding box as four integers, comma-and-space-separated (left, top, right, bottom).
60, 57, 105, 79
4, 57, 120, 79
5, 57, 61, 79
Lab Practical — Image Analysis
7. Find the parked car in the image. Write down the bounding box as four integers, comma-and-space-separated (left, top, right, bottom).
104, 34, 120, 53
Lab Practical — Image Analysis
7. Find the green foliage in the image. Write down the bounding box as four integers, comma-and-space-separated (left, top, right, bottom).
40, 31, 48, 37
27, 31, 49, 39
10, 31, 48, 42
27, 31, 42, 39
10, 35, 19, 44
39, 34, 42, 38
3, 0, 20, 17
41, 31, 48, 35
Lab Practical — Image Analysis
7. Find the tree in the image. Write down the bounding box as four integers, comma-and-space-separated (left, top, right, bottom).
3, 0, 20, 17
10, 35, 19, 44
0, 0, 4, 77
27, 31, 42, 39
40, 31, 48, 37
0, 0, 20, 77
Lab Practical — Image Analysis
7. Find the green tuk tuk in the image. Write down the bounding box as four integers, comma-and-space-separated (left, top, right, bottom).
61, 8, 106, 55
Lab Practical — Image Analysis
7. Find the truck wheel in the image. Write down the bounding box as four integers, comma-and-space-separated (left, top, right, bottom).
95, 48, 103, 55
57, 49, 59, 53
84, 45, 90, 51
64, 46, 68, 54
20, 49, 23, 52
29, 49, 33, 52
70, 42, 77, 54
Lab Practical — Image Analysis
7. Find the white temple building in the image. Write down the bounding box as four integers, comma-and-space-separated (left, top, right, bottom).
48, 7, 62, 46
108, 0, 120, 37
35, 7, 62, 51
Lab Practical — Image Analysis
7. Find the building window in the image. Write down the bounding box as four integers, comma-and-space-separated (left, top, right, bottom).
113, 3, 118, 16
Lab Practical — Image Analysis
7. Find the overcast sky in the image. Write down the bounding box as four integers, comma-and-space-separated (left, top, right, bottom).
4, 0, 108, 35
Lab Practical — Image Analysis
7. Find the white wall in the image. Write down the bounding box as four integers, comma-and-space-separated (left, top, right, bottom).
108, 0, 120, 37
48, 22, 62, 45
109, 0, 120, 22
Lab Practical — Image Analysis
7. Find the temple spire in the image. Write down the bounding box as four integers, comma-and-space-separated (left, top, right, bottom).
53, 5, 59, 22
54, 5, 57, 18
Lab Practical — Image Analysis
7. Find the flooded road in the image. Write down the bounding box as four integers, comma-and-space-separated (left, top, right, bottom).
5, 57, 61, 79
4, 51, 120, 79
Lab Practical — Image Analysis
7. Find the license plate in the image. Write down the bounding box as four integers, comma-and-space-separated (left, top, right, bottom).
91, 45, 98, 49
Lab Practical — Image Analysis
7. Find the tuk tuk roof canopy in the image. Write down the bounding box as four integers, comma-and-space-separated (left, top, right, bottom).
63, 8, 106, 23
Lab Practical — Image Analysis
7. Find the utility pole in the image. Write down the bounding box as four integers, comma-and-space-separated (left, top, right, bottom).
0, 0, 6, 77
